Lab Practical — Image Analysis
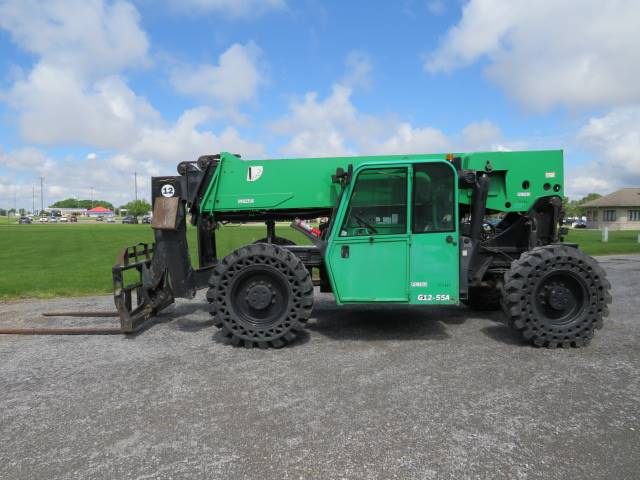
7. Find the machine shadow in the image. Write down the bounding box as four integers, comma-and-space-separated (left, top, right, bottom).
307, 304, 457, 342
481, 324, 528, 346
126, 297, 525, 348
124, 302, 213, 338
308, 296, 524, 346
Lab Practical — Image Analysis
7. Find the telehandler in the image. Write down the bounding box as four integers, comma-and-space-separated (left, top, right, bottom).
1, 150, 611, 347
107, 149, 611, 348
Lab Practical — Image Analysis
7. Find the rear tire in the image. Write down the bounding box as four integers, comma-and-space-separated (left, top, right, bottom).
462, 286, 502, 311
206, 243, 313, 348
502, 245, 611, 348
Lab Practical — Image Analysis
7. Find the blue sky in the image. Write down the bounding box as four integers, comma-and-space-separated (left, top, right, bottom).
1, 0, 639, 209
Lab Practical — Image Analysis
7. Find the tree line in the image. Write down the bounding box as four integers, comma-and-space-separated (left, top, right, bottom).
562, 193, 602, 218
50, 198, 115, 211
48, 198, 152, 216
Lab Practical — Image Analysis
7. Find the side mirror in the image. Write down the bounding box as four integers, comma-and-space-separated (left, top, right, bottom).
332, 167, 345, 184
332, 164, 354, 185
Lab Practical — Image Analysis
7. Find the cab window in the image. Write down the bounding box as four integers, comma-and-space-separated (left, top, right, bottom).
412, 163, 455, 233
340, 167, 407, 237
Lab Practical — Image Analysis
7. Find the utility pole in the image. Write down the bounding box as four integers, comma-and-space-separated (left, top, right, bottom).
91, 187, 94, 208
134, 171, 138, 203
32, 185, 35, 215
40, 177, 44, 215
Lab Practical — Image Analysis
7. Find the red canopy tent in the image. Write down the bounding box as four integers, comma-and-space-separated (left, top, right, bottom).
86, 206, 114, 216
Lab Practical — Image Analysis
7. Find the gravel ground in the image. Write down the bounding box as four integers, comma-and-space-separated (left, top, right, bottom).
1, 254, 639, 479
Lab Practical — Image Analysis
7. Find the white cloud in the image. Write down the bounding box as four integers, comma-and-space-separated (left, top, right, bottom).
272, 84, 397, 157
6, 65, 161, 148
0, 0, 149, 79
426, 0, 446, 15
567, 106, 640, 197
169, 0, 286, 18
0, 148, 109, 209
0, 107, 265, 208
272, 51, 519, 158
0, 146, 56, 173
272, 85, 357, 156
377, 124, 450, 154
426, 0, 640, 111
0, 0, 161, 150
131, 107, 265, 163
169, 42, 265, 111
272, 83, 512, 158
0, 1, 265, 207
340, 51, 373, 91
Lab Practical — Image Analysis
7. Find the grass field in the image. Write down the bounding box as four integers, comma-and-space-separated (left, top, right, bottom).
0, 223, 309, 300
564, 228, 640, 255
0, 224, 638, 300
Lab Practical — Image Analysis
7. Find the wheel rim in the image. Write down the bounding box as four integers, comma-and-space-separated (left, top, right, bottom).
229, 265, 290, 328
533, 271, 587, 325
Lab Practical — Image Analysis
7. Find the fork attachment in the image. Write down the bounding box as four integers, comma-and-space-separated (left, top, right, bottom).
112, 242, 175, 332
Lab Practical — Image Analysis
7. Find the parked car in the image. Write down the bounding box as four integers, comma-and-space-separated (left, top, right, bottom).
141, 215, 151, 224
122, 215, 138, 224
59, 216, 68, 222
18, 216, 32, 224
39, 216, 48, 223
95, 216, 104, 222
573, 222, 587, 229
106, 216, 115, 223
69, 216, 78, 223
49, 216, 58, 223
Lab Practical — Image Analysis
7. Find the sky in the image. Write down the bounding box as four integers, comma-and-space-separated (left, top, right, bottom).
0, 0, 639, 210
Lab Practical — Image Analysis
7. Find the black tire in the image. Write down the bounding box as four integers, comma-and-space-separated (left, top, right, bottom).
253, 236, 296, 246
462, 286, 502, 311
502, 245, 611, 348
206, 243, 313, 348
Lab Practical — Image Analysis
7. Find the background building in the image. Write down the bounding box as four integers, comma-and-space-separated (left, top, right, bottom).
583, 188, 640, 230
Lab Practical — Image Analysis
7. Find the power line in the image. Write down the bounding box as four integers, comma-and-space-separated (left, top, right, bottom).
134, 171, 138, 202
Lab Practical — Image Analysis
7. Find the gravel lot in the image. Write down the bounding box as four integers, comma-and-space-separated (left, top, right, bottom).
1, 254, 639, 479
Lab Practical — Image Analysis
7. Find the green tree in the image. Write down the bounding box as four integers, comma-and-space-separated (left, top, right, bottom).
575, 193, 602, 215
50, 198, 115, 210
562, 196, 579, 217
50, 198, 80, 208
563, 193, 603, 218
122, 199, 151, 217
0, 208, 7, 216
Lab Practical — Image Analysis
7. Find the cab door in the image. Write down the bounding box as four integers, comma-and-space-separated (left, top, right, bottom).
326, 166, 410, 303
408, 162, 459, 305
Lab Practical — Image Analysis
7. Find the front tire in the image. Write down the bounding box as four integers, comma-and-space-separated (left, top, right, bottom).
502, 245, 611, 348
206, 243, 313, 348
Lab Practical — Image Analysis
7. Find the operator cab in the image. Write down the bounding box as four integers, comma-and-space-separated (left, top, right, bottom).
326, 159, 459, 305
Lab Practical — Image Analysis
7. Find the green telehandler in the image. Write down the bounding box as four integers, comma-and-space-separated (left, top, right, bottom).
106, 149, 611, 348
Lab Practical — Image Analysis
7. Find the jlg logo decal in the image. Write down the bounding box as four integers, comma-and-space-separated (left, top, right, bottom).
247, 166, 263, 182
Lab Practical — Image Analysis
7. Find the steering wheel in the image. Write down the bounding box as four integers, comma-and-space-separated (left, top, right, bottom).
353, 214, 378, 234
